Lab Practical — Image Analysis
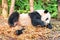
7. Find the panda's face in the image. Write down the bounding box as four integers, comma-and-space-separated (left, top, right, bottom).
41, 12, 51, 25
36, 10, 51, 25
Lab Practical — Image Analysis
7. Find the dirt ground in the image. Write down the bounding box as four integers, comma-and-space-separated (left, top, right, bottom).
0, 16, 60, 40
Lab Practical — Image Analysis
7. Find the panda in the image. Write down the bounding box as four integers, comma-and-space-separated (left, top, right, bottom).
8, 9, 52, 29
8, 10, 52, 35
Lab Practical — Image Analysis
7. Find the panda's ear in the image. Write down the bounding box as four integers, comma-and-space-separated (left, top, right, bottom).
44, 9, 48, 13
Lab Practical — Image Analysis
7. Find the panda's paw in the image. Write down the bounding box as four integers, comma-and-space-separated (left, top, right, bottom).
15, 28, 25, 35
48, 26, 52, 29
47, 23, 52, 29
9, 24, 15, 27
15, 30, 23, 35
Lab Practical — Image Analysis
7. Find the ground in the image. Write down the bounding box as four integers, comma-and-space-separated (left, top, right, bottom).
0, 16, 60, 40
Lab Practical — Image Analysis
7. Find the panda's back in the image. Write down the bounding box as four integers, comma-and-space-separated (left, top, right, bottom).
19, 14, 33, 26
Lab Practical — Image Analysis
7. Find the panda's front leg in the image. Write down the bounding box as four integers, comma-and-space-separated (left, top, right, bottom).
32, 19, 45, 27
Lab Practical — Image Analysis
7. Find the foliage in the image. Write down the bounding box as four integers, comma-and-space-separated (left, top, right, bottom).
15, 0, 30, 12
8, 0, 57, 18
0, 0, 1, 5
34, 0, 57, 18
8, 0, 11, 13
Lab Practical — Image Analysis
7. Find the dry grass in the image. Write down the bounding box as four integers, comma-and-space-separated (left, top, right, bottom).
0, 17, 60, 40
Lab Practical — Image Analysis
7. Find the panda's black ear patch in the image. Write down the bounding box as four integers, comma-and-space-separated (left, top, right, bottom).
8, 11, 19, 27
44, 9, 48, 13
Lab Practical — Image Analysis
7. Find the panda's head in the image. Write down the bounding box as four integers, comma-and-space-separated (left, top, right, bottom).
29, 9, 52, 29
36, 10, 51, 25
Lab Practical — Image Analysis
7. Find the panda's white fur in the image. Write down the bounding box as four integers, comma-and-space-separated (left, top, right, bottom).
19, 14, 33, 27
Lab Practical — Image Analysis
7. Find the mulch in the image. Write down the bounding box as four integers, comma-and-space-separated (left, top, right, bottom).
0, 16, 60, 40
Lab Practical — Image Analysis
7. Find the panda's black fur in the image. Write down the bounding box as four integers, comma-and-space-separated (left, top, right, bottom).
44, 9, 48, 13
8, 12, 19, 27
29, 11, 45, 27
47, 23, 52, 29
15, 28, 25, 35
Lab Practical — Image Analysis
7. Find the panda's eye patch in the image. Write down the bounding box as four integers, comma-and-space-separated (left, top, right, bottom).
46, 18, 48, 20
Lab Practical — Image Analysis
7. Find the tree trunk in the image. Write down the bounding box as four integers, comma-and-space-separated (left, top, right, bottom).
30, 0, 34, 12
57, 0, 60, 20
9, 0, 15, 16
2, 0, 8, 18
0, 0, 2, 15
